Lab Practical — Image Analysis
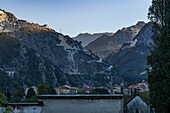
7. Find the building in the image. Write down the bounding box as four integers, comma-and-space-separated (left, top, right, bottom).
1, 94, 124, 113
38, 94, 124, 113
81, 85, 94, 94
113, 85, 121, 94
112, 81, 124, 94
55, 85, 79, 95
128, 80, 149, 95
2, 102, 43, 113
123, 88, 129, 95
125, 95, 152, 113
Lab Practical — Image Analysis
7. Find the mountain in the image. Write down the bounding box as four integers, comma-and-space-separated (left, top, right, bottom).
0, 9, 122, 91
86, 21, 146, 59
105, 23, 153, 83
73, 32, 113, 47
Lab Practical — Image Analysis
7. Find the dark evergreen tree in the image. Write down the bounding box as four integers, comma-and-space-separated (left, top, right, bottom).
37, 84, 51, 95
147, 0, 170, 112
26, 88, 36, 99
0, 92, 5, 98
13, 86, 25, 102
25, 87, 38, 102
49, 85, 56, 94
94, 88, 109, 94
6, 91, 11, 102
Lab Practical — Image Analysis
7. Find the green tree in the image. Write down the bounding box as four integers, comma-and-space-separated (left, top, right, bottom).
0, 92, 5, 98
94, 88, 109, 94
49, 85, 56, 94
25, 88, 38, 102
26, 88, 36, 99
37, 84, 51, 95
124, 96, 131, 106
147, 0, 170, 112
6, 91, 11, 102
0, 92, 13, 113
140, 91, 150, 104
13, 86, 25, 102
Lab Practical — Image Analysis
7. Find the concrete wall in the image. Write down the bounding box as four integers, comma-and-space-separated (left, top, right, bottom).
39, 95, 124, 113
126, 96, 150, 113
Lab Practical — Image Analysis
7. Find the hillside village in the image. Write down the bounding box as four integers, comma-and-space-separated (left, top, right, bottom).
0, 81, 151, 113
24, 81, 149, 96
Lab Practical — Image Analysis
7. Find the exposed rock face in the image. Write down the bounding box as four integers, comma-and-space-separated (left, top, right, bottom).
0, 9, 121, 91
86, 21, 145, 59
0, 9, 52, 33
105, 23, 153, 83
73, 33, 113, 47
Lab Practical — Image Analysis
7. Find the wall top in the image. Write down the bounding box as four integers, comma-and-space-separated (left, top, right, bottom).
37, 94, 124, 99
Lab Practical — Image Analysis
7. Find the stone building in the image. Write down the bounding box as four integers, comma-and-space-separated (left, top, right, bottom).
125, 95, 151, 113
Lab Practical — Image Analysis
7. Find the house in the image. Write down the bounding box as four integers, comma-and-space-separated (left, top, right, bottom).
81, 85, 94, 94
113, 84, 121, 94
55, 85, 79, 95
125, 95, 152, 113
123, 88, 129, 95
128, 80, 149, 95
112, 81, 124, 94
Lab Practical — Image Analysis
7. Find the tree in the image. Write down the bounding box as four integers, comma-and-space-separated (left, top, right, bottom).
6, 91, 11, 102
25, 88, 38, 102
147, 0, 170, 112
49, 85, 56, 94
94, 88, 109, 94
0, 92, 13, 113
13, 86, 25, 102
26, 88, 36, 99
37, 84, 51, 95
140, 91, 150, 104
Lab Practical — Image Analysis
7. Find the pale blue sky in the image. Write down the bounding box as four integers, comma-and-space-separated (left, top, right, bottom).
0, 0, 152, 36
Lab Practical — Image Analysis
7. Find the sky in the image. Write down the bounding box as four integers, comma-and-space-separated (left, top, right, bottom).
0, 0, 152, 37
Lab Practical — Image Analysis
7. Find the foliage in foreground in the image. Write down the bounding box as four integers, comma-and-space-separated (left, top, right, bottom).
0, 93, 13, 113
147, 0, 170, 112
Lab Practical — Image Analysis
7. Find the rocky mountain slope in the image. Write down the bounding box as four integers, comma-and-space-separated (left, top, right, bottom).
86, 21, 146, 59
0, 9, 121, 91
105, 23, 153, 83
73, 32, 113, 47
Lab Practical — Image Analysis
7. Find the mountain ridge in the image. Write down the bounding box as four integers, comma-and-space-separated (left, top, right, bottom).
0, 9, 122, 91
86, 21, 146, 59
105, 23, 153, 83
73, 32, 114, 47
